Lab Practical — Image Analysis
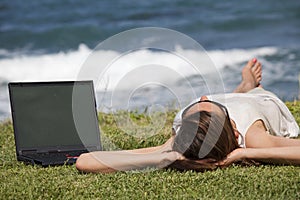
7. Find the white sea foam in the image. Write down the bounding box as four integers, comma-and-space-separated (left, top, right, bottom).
0, 44, 278, 90
0, 44, 91, 83
0, 44, 293, 121
208, 47, 278, 69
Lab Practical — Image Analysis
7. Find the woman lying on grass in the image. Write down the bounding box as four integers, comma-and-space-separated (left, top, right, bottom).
76, 58, 300, 173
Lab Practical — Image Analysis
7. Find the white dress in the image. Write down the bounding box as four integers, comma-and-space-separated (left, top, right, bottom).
172, 88, 299, 147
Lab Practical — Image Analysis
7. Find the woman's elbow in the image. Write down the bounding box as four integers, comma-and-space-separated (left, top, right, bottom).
76, 153, 91, 172
75, 152, 116, 173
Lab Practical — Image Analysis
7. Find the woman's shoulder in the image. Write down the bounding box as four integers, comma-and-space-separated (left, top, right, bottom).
245, 120, 269, 148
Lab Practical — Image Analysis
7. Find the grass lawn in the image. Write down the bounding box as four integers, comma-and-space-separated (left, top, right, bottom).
1, 102, 300, 199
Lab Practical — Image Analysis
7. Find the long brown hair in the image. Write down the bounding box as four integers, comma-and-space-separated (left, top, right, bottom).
168, 110, 239, 172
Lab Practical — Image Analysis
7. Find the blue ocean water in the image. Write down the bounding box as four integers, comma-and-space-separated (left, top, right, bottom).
0, 0, 300, 120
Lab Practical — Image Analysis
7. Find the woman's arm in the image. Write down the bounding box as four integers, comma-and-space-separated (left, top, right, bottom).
76, 150, 180, 173
219, 146, 300, 166
245, 120, 300, 148
76, 136, 179, 173
245, 147, 300, 165
219, 119, 300, 166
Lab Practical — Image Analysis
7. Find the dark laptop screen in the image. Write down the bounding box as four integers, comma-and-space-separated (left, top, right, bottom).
9, 81, 101, 152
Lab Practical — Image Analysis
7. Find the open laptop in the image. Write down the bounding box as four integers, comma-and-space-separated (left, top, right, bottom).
8, 81, 102, 166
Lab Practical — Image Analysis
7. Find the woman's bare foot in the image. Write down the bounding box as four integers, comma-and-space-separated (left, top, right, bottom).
233, 58, 262, 93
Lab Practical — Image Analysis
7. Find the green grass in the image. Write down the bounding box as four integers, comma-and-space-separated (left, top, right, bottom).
1, 102, 300, 199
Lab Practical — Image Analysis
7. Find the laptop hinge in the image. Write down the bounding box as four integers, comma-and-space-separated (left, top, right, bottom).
21, 149, 65, 155
20, 149, 37, 155
48, 150, 61, 153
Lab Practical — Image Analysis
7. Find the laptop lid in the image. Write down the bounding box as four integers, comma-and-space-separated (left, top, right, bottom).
9, 81, 102, 156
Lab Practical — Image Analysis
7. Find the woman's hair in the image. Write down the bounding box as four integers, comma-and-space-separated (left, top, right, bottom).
167, 110, 240, 172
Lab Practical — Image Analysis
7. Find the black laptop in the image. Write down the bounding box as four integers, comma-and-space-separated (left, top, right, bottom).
8, 81, 102, 166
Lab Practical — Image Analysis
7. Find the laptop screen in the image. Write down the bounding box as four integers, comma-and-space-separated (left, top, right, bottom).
9, 81, 101, 153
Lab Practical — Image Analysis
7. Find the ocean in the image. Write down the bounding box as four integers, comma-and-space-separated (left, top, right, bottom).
0, 0, 300, 121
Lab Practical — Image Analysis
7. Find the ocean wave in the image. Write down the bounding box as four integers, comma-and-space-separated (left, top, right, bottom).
0, 44, 280, 90
0, 44, 298, 120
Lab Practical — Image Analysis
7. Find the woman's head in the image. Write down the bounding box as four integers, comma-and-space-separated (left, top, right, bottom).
170, 100, 239, 171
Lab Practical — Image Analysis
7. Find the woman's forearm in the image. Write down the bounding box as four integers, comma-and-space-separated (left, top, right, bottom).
244, 147, 300, 165
76, 150, 178, 173
76, 136, 177, 173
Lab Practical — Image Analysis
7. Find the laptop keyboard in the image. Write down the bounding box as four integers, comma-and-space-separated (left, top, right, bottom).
23, 150, 87, 165
27, 153, 68, 161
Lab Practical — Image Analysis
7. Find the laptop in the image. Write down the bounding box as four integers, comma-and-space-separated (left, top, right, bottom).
8, 81, 102, 166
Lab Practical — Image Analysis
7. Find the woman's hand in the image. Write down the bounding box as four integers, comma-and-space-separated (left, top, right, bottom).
159, 136, 175, 153
217, 148, 246, 167
149, 136, 183, 168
